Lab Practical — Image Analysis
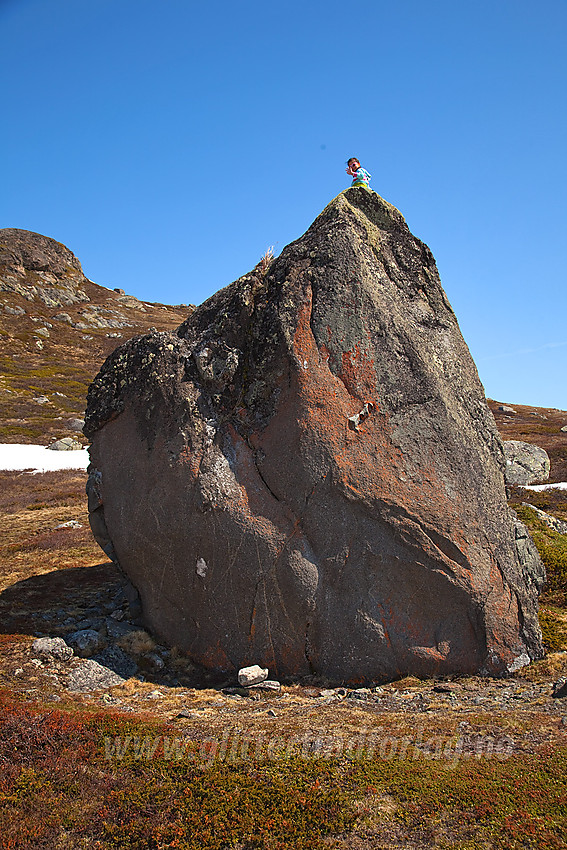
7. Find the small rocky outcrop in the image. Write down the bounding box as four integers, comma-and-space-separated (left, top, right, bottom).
503, 440, 551, 486
0, 228, 90, 307
85, 188, 545, 684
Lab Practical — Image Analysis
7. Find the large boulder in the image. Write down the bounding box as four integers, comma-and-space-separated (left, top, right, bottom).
503, 440, 550, 486
84, 188, 545, 683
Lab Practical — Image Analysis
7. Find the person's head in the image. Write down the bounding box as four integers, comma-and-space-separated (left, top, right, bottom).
347, 157, 360, 170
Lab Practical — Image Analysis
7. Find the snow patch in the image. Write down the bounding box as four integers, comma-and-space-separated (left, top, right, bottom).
524, 482, 567, 491
0, 444, 89, 473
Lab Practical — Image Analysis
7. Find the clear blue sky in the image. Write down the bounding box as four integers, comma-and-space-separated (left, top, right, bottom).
1, 0, 566, 410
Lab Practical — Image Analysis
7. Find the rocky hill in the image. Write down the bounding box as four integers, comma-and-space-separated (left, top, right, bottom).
0, 228, 192, 445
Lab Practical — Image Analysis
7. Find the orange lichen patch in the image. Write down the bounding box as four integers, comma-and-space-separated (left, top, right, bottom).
339, 343, 379, 401
177, 445, 200, 481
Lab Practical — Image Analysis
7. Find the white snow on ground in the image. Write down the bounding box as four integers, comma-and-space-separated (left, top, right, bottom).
0, 444, 89, 473
524, 482, 567, 491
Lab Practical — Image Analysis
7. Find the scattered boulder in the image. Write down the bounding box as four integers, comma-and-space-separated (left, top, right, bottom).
32, 637, 74, 662
65, 629, 106, 658
85, 188, 545, 684
504, 440, 551, 486
67, 418, 85, 432
552, 677, 567, 699
48, 437, 83, 451
91, 645, 138, 679
238, 665, 269, 687
499, 405, 516, 414
67, 659, 125, 692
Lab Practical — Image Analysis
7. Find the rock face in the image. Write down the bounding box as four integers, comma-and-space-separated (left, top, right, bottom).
503, 440, 551, 486
0, 228, 90, 307
84, 188, 545, 683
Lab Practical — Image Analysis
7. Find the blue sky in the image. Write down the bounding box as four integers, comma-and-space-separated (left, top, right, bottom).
1, 0, 566, 409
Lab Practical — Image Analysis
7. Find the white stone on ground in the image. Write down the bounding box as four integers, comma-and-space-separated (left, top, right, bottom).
238, 664, 269, 686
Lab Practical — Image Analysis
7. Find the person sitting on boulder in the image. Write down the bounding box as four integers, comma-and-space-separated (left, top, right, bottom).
346, 157, 372, 188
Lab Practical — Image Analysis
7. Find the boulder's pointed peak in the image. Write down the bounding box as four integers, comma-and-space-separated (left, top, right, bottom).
313, 186, 408, 235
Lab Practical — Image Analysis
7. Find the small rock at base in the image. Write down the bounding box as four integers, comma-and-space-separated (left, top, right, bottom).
238, 664, 268, 687
249, 679, 281, 692
552, 677, 567, 699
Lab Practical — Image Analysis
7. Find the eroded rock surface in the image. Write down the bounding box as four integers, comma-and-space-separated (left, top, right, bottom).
84, 188, 545, 684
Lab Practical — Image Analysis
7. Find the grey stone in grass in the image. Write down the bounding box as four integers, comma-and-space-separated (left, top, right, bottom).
68, 659, 125, 692
32, 637, 74, 662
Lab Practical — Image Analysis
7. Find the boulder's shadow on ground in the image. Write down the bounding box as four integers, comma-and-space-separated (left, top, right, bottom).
0, 562, 225, 690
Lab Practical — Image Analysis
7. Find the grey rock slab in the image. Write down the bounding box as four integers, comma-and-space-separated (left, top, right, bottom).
67, 660, 125, 692
92, 645, 138, 679
248, 679, 281, 692
48, 437, 82, 451
504, 440, 550, 486
32, 637, 74, 662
